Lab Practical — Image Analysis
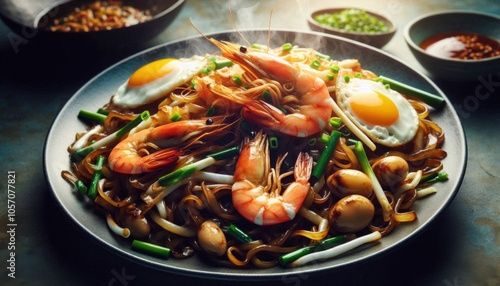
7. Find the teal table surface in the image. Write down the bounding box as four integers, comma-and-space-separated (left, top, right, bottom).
1, 0, 499, 285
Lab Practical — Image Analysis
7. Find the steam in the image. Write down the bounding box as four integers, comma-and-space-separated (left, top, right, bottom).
179, 0, 327, 59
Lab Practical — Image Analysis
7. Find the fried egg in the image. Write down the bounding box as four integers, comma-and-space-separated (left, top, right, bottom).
336, 71, 419, 147
112, 56, 205, 108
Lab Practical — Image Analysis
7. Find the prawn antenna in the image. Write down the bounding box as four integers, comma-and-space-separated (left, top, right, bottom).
189, 17, 210, 42
228, 4, 251, 48
267, 8, 276, 53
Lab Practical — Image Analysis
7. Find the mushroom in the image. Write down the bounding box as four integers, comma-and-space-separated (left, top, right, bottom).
371, 156, 409, 190
327, 195, 375, 233
198, 220, 227, 257
117, 203, 150, 239
327, 169, 373, 198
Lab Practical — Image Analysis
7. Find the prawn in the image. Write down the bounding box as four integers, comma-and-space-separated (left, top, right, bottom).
109, 119, 229, 174
207, 40, 335, 137
232, 131, 313, 226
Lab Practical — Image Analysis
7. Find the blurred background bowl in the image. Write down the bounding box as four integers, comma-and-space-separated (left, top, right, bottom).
404, 11, 500, 81
1, 0, 185, 47
308, 7, 396, 48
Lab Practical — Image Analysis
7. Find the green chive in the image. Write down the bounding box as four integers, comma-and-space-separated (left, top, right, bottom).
214, 59, 233, 69
376, 75, 445, 108
279, 246, 315, 266
158, 154, 221, 187
251, 43, 261, 49
87, 155, 105, 200
420, 170, 449, 184
115, 110, 150, 138
78, 110, 107, 123
314, 235, 349, 250
76, 180, 88, 195
331, 65, 340, 73
207, 146, 239, 161
279, 235, 349, 266
158, 165, 199, 187
227, 224, 253, 243
132, 240, 171, 258
312, 131, 341, 180
97, 108, 110, 116
315, 51, 332, 61
204, 61, 216, 74
344, 75, 350, 83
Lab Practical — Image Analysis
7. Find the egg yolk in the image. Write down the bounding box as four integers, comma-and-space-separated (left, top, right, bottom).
127, 58, 178, 87
349, 90, 399, 126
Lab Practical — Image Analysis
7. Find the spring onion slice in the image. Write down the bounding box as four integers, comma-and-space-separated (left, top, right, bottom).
289, 231, 382, 267
282, 43, 293, 52
329, 117, 342, 127
269, 136, 279, 149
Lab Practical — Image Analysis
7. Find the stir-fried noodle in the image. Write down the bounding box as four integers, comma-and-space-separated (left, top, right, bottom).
62, 41, 446, 268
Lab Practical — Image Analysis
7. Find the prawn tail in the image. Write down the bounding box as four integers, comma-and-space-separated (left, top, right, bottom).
279, 152, 313, 213
141, 148, 184, 173
295, 152, 313, 183
242, 100, 284, 129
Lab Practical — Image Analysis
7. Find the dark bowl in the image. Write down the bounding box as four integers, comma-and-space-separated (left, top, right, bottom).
0, 0, 185, 46
308, 7, 396, 48
404, 10, 500, 81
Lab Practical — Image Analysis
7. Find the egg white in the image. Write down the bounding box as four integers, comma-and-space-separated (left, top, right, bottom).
336, 72, 419, 147
112, 56, 205, 108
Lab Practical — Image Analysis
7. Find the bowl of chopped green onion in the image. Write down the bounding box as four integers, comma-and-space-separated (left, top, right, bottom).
308, 8, 396, 48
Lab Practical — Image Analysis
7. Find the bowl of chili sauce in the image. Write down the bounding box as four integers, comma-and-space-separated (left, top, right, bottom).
404, 11, 500, 81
